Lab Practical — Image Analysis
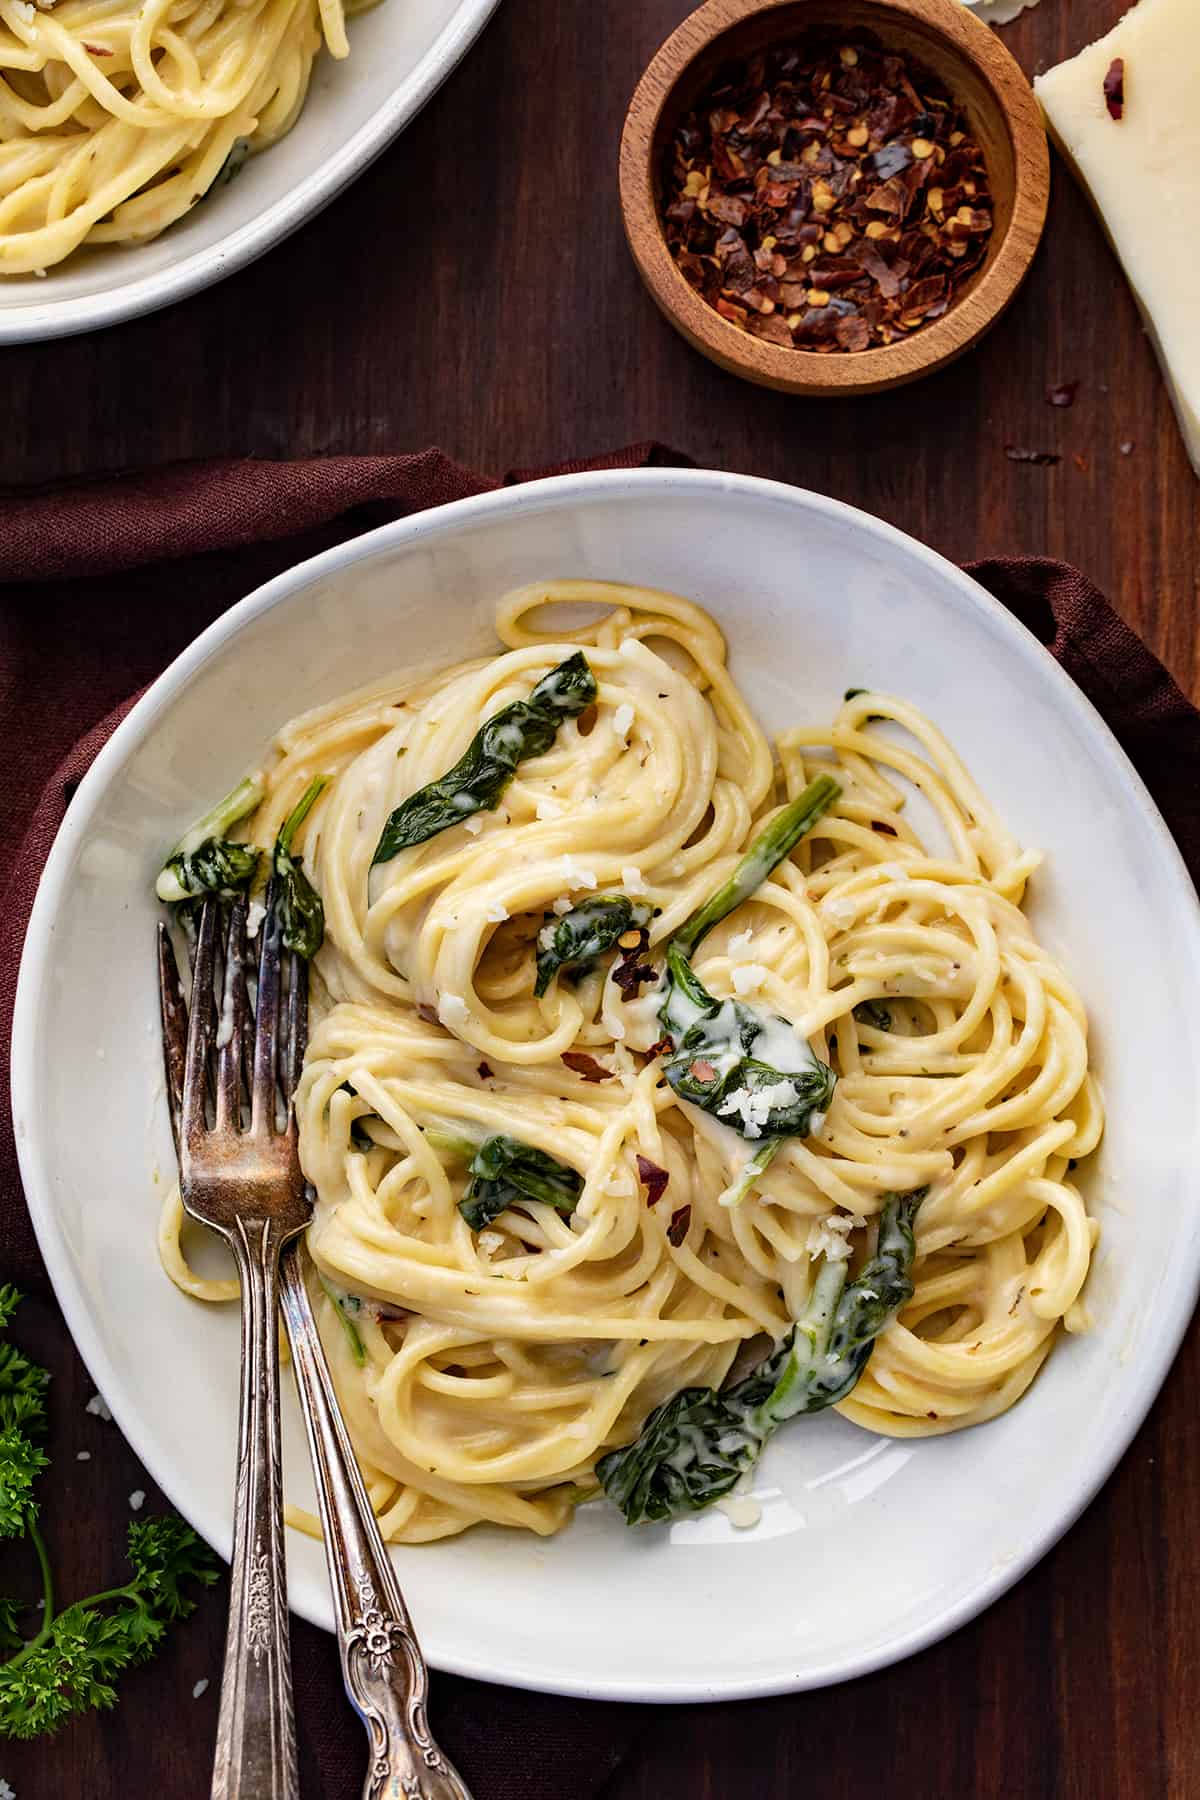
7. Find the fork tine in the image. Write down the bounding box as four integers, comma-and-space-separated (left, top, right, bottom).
157, 922, 188, 1158
251, 880, 283, 1135
183, 897, 219, 1152
284, 953, 308, 1132
215, 899, 249, 1134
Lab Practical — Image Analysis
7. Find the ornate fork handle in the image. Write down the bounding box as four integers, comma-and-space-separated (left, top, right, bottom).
213, 1216, 300, 1800
278, 1243, 474, 1800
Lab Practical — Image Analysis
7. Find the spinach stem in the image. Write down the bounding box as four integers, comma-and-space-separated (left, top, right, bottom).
674, 773, 840, 957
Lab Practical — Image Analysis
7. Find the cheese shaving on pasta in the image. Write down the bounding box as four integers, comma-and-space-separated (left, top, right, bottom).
158, 580, 1101, 1542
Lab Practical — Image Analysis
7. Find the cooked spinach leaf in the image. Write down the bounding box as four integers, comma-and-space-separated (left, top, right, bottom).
273, 776, 327, 959
371, 653, 597, 867
853, 999, 893, 1032
596, 1189, 925, 1523
433, 1132, 584, 1232
659, 941, 836, 1139
655, 776, 840, 1161
155, 775, 263, 904
534, 895, 651, 997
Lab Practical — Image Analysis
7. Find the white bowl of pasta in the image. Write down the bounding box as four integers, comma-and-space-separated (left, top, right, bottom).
13, 468, 1200, 1700
0, 0, 500, 342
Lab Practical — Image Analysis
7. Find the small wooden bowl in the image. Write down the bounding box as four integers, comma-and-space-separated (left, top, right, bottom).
619, 0, 1050, 396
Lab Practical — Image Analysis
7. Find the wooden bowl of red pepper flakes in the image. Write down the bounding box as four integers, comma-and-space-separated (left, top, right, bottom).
619, 0, 1049, 395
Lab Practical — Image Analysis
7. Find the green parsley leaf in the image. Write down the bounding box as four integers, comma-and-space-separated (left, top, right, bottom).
126, 1516, 220, 1622
0, 1597, 25, 1654
0, 1290, 220, 1740
0, 1603, 139, 1737
0, 1338, 50, 1439
0, 1427, 48, 1537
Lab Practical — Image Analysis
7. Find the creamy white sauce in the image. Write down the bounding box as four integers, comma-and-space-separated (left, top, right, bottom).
751, 1012, 821, 1076
215, 984, 236, 1050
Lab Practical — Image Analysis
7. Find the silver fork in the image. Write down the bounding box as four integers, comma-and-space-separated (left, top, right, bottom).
159, 891, 473, 1800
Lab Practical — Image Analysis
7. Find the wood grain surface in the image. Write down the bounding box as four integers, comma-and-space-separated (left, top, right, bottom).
2, 2, 1199, 1798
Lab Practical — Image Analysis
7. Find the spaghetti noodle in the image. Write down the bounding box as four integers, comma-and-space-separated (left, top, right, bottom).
0, 0, 371, 274
159, 581, 1101, 1542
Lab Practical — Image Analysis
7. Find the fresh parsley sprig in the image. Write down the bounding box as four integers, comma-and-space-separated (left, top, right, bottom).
0, 1286, 219, 1739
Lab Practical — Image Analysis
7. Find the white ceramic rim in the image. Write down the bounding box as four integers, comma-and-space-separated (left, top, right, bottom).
13, 467, 1200, 1701
0, 0, 501, 346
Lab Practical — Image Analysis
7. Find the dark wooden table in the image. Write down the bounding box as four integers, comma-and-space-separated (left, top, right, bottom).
3, 2, 1198, 1796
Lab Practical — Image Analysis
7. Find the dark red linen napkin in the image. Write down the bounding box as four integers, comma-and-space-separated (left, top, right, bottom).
1, 450, 1198, 1800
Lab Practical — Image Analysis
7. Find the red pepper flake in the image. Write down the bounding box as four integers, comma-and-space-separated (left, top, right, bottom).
1104, 58, 1125, 122
1045, 382, 1078, 408
689, 1059, 717, 1084
613, 926, 656, 1000
667, 1205, 692, 1246
477, 1061, 494, 1081
660, 31, 993, 355
417, 1003, 440, 1026
1004, 446, 1061, 467
84, 41, 113, 53
561, 1051, 615, 1083
636, 1155, 670, 1205
645, 1036, 674, 1061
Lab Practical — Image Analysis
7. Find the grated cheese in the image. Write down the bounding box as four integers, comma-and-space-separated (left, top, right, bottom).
612, 702, 634, 739
716, 1078, 799, 1139
731, 962, 770, 996
822, 893, 859, 926
557, 857, 597, 890
437, 993, 469, 1030
807, 1217, 853, 1262
806, 1209, 867, 1263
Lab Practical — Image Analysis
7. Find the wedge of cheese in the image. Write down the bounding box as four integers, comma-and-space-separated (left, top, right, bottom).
1036, 0, 1200, 475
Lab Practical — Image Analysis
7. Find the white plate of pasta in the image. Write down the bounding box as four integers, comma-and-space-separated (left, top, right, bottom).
0, 0, 499, 341
13, 469, 1200, 1700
